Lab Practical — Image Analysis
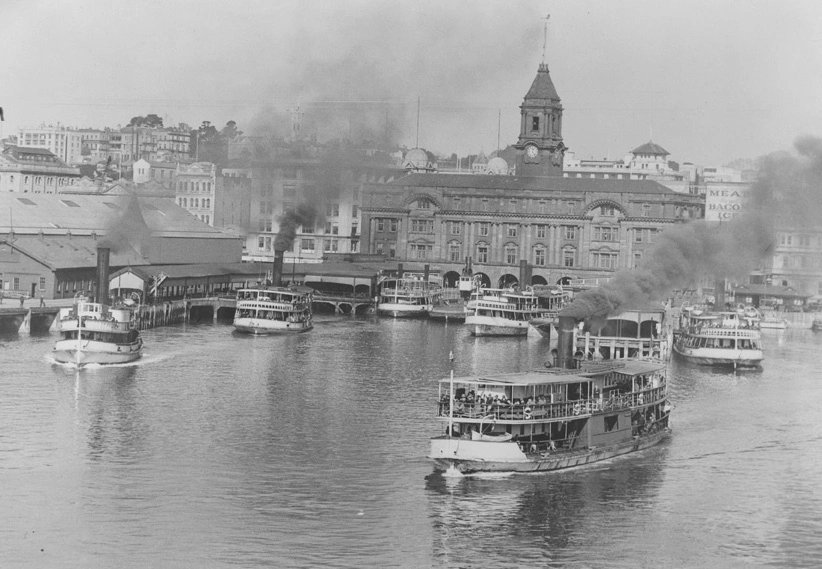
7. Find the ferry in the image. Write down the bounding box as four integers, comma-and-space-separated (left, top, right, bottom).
233, 286, 313, 334
673, 306, 763, 367
465, 287, 556, 336
429, 361, 670, 474
52, 295, 143, 366
758, 311, 788, 330
376, 275, 443, 318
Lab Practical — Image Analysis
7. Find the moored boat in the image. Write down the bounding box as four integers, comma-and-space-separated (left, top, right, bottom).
429, 315, 672, 475
758, 311, 788, 330
233, 286, 313, 334
465, 287, 558, 336
376, 275, 443, 318
673, 306, 763, 367
52, 295, 143, 366
812, 319, 822, 332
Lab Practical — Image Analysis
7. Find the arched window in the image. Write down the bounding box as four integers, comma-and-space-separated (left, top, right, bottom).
533, 245, 547, 267
504, 243, 518, 265
448, 240, 461, 262
476, 242, 489, 264
562, 246, 576, 268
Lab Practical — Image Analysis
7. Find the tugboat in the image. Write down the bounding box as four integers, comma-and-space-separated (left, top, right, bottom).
429, 314, 672, 474
52, 247, 143, 366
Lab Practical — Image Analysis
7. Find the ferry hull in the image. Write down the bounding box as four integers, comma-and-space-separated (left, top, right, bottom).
376, 304, 431, 318
52, 339, 143, 366
430, 429, 670, 474
673, 344, 763, 367
466, 317, 529, 336
233, 319, 313, 334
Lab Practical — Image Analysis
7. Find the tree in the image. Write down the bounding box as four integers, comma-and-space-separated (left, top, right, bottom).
220, 120, 242, 140
128, 114, 164, 128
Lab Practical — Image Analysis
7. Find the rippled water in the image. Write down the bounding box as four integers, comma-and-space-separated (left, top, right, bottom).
1, 319, 820, 568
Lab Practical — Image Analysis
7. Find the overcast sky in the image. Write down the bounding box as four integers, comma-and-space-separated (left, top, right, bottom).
2, 0, 821, 166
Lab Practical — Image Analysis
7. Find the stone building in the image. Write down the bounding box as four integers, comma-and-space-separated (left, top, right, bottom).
0, 146, 81, 193
360, 61, 704, 288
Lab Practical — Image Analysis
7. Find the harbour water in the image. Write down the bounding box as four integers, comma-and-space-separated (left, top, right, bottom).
1, 317, 821, 568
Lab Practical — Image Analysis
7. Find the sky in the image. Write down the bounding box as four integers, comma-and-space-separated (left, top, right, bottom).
2, 0, 822, 166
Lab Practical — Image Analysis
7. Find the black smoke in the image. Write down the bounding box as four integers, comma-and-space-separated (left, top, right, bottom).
273, 202, 318, 252
561, 135, 822, 320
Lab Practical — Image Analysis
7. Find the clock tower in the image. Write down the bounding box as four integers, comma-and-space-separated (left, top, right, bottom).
515, 62, 566, 177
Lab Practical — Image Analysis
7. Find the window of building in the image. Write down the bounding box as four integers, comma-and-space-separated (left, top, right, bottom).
410, 243, 431, 259
416, 198, 433, 209
538, 199, 547, 214
389, 219, 398, 232
506, 224, 518, 238
351, 241, 359, 253
536, 225, 547, 239
476, 243, 489, 264
642, 204, 651, 218
799, 235, 811, 247
453, 197, 461, 209
600, 205, 616, 216
411, 219, 433, 233
301, 238, 315, 252
478, 222, 490, 237
352, 205, 358, 217
505, 245, 518, 265
593, 251, 618, 269
531, 116, 540, 131
563, 247, 576, 267
509, 199, 517, 212
39, 277, 46, 291
634, 252, 643, 268
534, 247, 546, 266
563, 226, 576, 240
594, 226, 619, 241
388, 242, 396, 258
448, 241, 461, 262
566, 201, 575, 214
481, 198, 489, 211
327, 203, 340, 217
376, 242, 384, 255
377, 219, 385, 232
449, 221, 461, 235
634, 228, 655, 243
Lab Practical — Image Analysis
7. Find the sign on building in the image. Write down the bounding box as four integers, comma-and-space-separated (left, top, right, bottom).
705, 183, 751, 222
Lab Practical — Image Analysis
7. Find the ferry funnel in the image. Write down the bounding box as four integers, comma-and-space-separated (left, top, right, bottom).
96, 246, 111, 304
272, 250, 285, 287
557, 315, 576, 369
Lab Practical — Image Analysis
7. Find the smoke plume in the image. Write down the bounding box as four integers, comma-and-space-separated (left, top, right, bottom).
273, 202, 319, 252
102, 195, 151, 255
561, 135, 822, 320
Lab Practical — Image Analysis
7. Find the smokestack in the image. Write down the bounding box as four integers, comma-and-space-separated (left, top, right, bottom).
519, 260, 531, 288
423, 264, 429, 281
96, 246, 111, 305
714, 278, 726, 311
272, 250, 285, 288
397, 263, 404, 278
557, 316, 576, 369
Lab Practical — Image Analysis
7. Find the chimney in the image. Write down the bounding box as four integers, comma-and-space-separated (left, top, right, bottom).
557, 316, 577, 369
271, 250, 285, 287
519, 260, 531, 288
714, 277, 726, 311
96, 246, 111, 304
423, 264, 429, 281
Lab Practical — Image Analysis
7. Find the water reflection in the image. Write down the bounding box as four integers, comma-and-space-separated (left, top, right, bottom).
426, 444, 669, 567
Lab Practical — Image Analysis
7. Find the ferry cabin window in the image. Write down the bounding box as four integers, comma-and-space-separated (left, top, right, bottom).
604, 415, 618, 432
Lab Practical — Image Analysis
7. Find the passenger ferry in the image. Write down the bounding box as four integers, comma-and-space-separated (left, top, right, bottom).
52, 295, 143, 366
429, 362, 671, 475
673, 306, 763, 367
376, 275, 443, 318
465, 288, 555, 336
233, 286, 313, 334
758, 311, 788, 330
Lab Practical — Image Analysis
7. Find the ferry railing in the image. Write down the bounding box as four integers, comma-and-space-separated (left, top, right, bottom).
437, 386, 666, 422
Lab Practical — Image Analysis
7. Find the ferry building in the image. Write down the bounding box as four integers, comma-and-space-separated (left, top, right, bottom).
360, 62, 704, 288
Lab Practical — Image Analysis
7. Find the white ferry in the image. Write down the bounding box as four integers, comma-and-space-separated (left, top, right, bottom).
233, 287, 313, 334
52, 295, 143, 366
376, 275, 443, 318
758, 311, 788, 330
673, 306, 763, 367
465, 288, 555, 336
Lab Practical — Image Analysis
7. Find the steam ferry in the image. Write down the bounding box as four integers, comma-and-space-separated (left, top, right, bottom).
233, 287, 313, 334
673, 306, 763, 367
376, 275, 443, 318
52, 295, 143, 366
429, 314, 672, 474
465, 287, 559, 336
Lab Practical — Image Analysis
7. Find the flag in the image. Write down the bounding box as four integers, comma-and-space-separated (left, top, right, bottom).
0, 107, 4, 121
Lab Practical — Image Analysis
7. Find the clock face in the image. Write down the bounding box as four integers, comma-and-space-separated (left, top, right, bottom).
526, 145, 538, 158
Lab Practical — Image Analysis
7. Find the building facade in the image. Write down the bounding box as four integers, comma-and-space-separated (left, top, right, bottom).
176, 162, 218, 226
0, 146, 82, 193
360, 64, 705, 287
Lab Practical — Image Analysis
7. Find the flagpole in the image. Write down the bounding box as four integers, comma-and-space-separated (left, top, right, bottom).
448, 350, 455, 438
